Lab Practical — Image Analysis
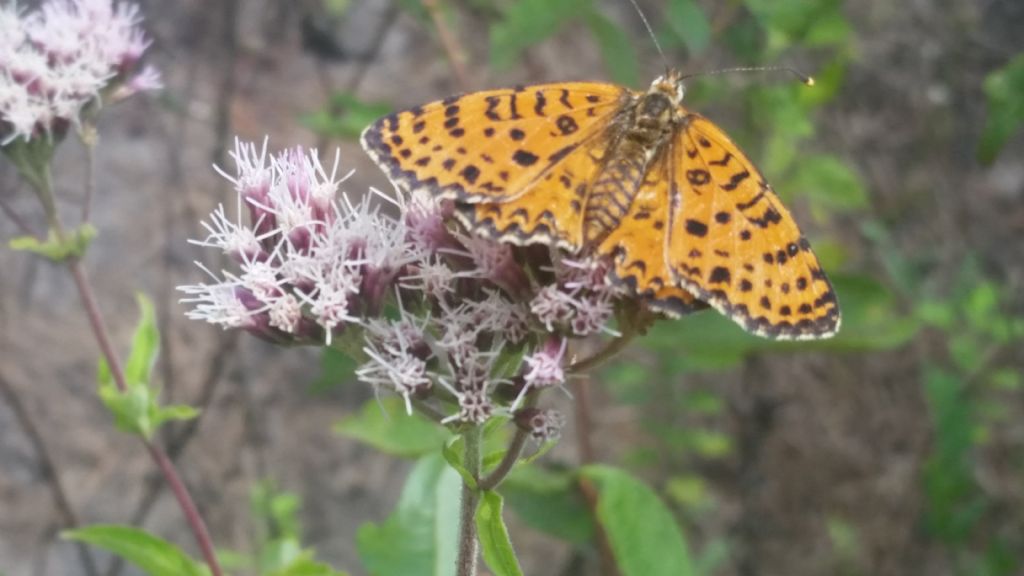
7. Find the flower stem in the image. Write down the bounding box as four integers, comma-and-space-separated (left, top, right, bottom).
567, 330, 636, 374
67, 258, 224, 576
455, 425, 482, 576
479, 392, 537, 491
14, 169, 225, 576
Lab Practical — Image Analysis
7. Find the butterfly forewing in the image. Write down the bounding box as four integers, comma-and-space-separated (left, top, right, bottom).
361, 83, 626, 207
665, 113, 840, 339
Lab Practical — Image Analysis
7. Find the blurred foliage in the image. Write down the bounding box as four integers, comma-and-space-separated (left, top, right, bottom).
978, 54, 1024, 164
915, 267, 1024, 575
68, 483, 348, 576
302, 0, 1024, 574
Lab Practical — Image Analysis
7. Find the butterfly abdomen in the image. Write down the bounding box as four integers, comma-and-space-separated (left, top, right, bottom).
583, 147, 647, 245
582, 90, 675, 246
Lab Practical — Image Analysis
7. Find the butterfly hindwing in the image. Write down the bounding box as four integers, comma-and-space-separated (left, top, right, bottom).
595, 150, 706, 315
665, 112, 840, 339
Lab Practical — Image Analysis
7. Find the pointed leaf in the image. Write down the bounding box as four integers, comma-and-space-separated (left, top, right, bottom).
124, 293, 159, 388
475, 491, 523, 576
357, 453, 460, 576
581, 465, 695, 576
335, 397, 450, 458
63, 525, 206, 576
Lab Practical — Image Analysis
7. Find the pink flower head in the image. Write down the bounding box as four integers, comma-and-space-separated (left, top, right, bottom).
0, 0, 159, 144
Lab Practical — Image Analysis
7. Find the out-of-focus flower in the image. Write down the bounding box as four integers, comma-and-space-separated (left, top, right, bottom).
183, 139, 660, 429
0, 0, 160, 144
513, 407, 566, 442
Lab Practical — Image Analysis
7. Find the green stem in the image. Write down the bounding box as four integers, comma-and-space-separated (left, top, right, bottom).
479, 392, 538, 491
567, 331, 637, 374
455, 425, 482, 576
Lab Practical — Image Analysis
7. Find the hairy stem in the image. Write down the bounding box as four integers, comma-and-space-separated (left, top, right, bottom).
455, 425, 482, 576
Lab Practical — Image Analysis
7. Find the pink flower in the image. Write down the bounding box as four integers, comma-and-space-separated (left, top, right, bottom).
0, 0, 159, 144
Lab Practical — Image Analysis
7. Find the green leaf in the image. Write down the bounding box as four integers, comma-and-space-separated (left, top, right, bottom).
742, 0, 848, 51
125, 293, 159, 388
63, 525, 206, 576
251, 481, 302, 542
921, 367, 986, 540
475, 491, 523, 576
334, 396, 450, 458
665, 0, 711, 55
98, 381, 154, 437
581, 465, 695, 576
9, 224, 97, 261
490, 0, 592, 70
310, 347, 358, 393
96, 294, 184, 439
502, 466, 594, 544
357, 453, 461, 576
259, 539, 304, 573
585, 11, 640, 87
442, 435, 478, 490
788, 154, 867, 214
978, 54, 1024, 164
266, 554, 350, 576
153, 404, 200, 428
300, 93, 392, 140
665, 475, 709, 509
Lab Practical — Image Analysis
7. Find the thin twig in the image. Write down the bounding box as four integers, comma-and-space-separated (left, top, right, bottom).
0, 372, 100, 576
572, 376, 596, 465
80, 125, 97, 223
210, 0, 240, 167
422, 0, 471, 91
0, 194, 36, 237
577, 475, 619, 576
144, 441, 220, 573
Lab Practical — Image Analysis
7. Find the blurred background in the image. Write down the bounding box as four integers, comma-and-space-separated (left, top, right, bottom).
1, 0, 1023, 575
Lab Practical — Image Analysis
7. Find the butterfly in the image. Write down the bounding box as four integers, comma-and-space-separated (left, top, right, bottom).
361, 70, 840, 340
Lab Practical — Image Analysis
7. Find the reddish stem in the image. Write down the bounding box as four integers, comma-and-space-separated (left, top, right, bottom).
68, 259, 224, 576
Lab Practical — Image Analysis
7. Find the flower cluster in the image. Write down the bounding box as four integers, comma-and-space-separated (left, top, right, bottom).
0, 0, 160, 144
182, 140, 643, 437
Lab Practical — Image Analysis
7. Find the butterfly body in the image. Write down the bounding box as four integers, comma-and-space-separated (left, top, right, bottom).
362, 71, 840, 340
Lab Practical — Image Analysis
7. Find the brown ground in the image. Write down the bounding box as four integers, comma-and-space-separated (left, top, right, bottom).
1, 1, 1022, 575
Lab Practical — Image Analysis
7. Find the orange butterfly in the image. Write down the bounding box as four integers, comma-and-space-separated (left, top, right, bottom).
361, 70, 839, 340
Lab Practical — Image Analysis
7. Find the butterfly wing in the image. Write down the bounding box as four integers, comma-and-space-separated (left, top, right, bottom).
665, 112, 840, 339
362, 83, 625, 202
594, 149, 706, 316
362, 83, 630, 250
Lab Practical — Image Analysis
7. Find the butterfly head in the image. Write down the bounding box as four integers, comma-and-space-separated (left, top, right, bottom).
650, 69, 686, 106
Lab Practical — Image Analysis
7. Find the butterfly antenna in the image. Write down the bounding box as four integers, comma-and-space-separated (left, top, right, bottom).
682, 66, 815, 86
625, 0, 670, 72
